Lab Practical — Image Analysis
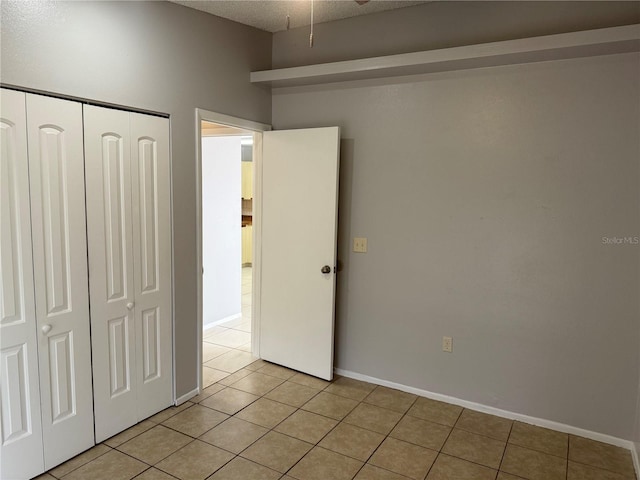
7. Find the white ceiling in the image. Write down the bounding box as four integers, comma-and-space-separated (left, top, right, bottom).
170, 0, 429, 33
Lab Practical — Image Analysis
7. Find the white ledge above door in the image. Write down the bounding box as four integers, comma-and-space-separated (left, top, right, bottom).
251, 24, 640, 88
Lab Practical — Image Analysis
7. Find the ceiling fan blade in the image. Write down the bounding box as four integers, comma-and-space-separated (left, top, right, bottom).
355, 0, 370, 5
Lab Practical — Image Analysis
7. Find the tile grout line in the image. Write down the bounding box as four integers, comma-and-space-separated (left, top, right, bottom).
350, 393, 421, 480
497, 419, 515, 478
116, 432, 197, 469
121, 429, 236, 480
568, 459, 639, 479
567, 433, 571, 480
421, 406, 463, 479
564, 430, 569, 480
49, 444, 114, 479
505, 438, 571, 460
103, 422, 156, 449
129, 465, 181, 480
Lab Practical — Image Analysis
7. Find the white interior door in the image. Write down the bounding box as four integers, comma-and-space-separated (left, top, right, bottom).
84, 105, 138, 442
26, 93, 94, 468
130, 112, 173, 421
0, 89, 45, 480
260, 127, 340, 380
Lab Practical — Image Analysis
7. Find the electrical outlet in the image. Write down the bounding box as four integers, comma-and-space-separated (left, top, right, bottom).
353, 237, 367, 253
442, 336, 453, 353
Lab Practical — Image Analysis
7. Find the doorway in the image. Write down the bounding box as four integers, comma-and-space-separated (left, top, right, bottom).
195, 109, 270, 393
195, 112, 340, 392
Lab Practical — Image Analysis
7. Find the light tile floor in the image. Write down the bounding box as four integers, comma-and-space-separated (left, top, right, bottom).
39, 363, 638, 480
39, 266, 637, 480
202, 267, 253, 386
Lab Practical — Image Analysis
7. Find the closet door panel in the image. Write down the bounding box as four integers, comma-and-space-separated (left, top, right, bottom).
130, 113, 172, 419
26, 93, 94, 469
84, 105, 138, 442
0, 89, 45, 480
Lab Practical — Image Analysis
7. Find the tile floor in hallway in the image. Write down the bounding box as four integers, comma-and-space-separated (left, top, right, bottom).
38, 357, 637, 480
38, 270, 636, 480
201, 266, 253, 389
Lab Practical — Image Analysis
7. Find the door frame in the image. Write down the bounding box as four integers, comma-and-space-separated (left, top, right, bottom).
194, 108, 271, 394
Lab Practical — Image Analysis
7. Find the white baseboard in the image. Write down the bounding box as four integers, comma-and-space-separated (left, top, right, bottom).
175, 387, 199, 406
203, 313, 242, 332
335, 367, 636, 453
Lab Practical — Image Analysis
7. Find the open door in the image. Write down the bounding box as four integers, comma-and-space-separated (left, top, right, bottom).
260, 127, 340, 380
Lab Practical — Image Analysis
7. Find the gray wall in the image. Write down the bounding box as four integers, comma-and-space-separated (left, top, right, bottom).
637, 387, 640, 455
272, 52, 640, 439
0, 0, 272, 397
273, 1, 640, 68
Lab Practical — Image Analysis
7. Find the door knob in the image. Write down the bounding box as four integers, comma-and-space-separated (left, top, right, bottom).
126, 302, 134, 310
41, 324, 52, 334
321, 265, 331, 274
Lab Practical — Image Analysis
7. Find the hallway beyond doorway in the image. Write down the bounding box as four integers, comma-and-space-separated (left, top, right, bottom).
202, 267, 254, 387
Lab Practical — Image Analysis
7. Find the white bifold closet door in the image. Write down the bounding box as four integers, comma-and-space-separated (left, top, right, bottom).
84, 105, 172, 443
1, 89, 45, 480
27, 93, 95, 468
1, 90, 95, 478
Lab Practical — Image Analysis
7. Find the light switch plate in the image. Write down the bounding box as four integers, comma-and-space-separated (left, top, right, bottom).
353, 237, 367, 253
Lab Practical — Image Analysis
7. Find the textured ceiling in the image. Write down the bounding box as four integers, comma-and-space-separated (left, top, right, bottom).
170, 0, 428, 33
